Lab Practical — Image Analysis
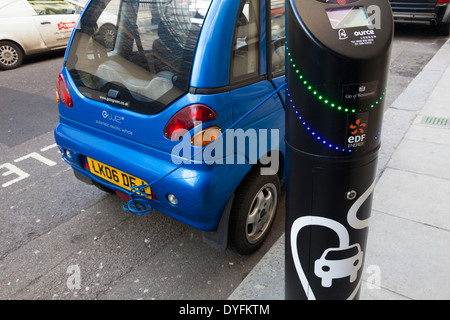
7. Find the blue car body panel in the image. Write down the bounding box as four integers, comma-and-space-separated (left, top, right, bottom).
190, 0, 241, 89
55, 0, 286, 232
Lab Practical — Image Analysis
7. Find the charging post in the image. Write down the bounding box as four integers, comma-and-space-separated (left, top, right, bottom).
284, 0, 393, 299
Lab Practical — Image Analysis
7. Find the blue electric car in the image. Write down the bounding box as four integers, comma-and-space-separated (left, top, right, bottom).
54, 0, 286, 254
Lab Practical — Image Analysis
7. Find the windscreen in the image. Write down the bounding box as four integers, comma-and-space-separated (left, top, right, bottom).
66, 0, 212, 115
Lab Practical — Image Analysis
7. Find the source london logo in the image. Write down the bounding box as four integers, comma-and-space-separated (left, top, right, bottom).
346, 114, 369, 149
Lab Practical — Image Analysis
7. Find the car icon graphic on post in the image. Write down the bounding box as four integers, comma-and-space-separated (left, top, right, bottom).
314, 243, 364, 288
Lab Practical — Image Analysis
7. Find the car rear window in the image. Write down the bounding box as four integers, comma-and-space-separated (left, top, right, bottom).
66, 0, 212, 115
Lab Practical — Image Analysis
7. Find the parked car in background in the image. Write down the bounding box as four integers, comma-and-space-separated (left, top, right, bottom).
389, 0, 450, 36
0, 0, 83, 70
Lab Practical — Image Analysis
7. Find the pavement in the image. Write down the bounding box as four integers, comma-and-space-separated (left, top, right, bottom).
228, 37, 450, 300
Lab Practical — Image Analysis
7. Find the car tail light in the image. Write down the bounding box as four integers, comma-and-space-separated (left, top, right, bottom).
191, 126, 222, 147
164, 104, 218, 141
56, 72, 73, 108
438, 0, 450, 3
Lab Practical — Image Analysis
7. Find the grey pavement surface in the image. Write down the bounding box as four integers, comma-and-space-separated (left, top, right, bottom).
228, 38, 450, 300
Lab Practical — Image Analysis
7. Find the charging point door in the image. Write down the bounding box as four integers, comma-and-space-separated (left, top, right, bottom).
285, 0, 393, 300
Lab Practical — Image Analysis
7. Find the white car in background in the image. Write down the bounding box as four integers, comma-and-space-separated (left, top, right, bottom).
0, 0, 83, 70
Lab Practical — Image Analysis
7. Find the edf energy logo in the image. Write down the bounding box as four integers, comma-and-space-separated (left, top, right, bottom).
346, 113, 369, 149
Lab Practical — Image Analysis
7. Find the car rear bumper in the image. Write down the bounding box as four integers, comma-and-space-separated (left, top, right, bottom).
393, 12, 437, 24
391, 4, 450, 25
54, 117, 250, 231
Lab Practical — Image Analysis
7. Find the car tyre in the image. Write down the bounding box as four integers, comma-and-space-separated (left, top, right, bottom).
229, 166, 280, 255
0, 41, 23, 70
436, 22, 450, 37
96, 24, 117, 51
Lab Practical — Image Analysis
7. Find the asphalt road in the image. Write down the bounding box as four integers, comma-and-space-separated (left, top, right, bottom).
0, 24, 448, 300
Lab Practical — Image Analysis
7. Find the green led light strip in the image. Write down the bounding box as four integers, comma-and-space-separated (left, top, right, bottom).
287, 46, 387, 114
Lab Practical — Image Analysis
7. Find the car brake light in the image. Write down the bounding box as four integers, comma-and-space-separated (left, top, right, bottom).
438, 0, 450, 3
56, 72, 73, 108
164, 104, 218, 141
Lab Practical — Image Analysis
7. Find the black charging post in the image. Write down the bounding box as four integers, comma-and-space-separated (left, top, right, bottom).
285, 0, 393, 300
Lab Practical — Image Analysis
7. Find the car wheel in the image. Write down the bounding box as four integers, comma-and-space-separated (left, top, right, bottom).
229, 166, 280, 255
436, 23, 450, 37
96, 24, 117, 51
0, 41, 23, 70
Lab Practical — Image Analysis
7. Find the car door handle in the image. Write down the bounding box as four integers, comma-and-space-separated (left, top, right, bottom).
41, 21, 51, 25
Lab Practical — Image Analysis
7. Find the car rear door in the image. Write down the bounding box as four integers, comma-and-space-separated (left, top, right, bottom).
27, 0, 81, 49
269, 0, 286, 105
229, 0, 285, 135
